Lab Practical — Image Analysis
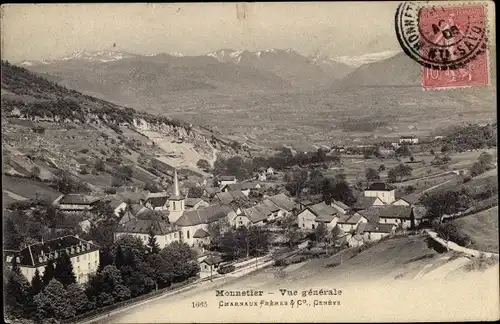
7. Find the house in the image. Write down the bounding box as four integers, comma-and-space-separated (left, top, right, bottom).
198, 254, 223, 279
234, 204, 274, 227
393, 192, 421, 207
256, 171, 267, 181
265, 193, 297, 217
118, 204, 150, 225
114, 217, 180, 249
108, 199, 128, 217
297, 202, 338, 230
361, 222, 396, 241
53, 194, 102, 213
266, 167, 275, 175
378, 205, 421, 229
336, 213, 368, 232
115, 191, 147, 205
357, 206, 384, 223
218, 176, 237, 187
330, 200, 351, 214
364, 182, 396, 205
221, 182, 261, 195
202, 187, 221, 199
185, 198, 210, 210
3, 235, 100, 284
211, 190, 248, 205
144, 192, 169, 211
352, 196, 385, 211
399, 135, 419, 145
174, 204, 235, 247
297, 199, 315, 211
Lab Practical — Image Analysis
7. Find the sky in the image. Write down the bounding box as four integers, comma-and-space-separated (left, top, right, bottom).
2, 2, 404, 62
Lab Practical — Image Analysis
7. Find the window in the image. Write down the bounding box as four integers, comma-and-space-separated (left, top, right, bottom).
77, 256, 80, 262
95, 261, 97, 267
88, 262, 90, 269
187, 230, 190, 239
174, 233, 177, 238
173, 202, 176, 210
77, 266, 80, 273
312, 224, 315, 230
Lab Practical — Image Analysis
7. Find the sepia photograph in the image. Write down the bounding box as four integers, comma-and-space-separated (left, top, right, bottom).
1, 2, 498, 323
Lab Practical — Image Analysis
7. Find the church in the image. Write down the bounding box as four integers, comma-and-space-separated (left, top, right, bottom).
114, 169, 234, 248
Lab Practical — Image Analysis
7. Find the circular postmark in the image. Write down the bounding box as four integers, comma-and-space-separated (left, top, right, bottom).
395, 2, 488, 70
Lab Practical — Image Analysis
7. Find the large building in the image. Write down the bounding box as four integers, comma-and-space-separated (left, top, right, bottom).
53, 194, 102, 213
4, 235, 100, 284
364, 182, 396, 205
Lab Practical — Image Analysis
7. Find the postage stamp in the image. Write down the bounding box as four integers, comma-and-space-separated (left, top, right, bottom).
395, 2, 490, 89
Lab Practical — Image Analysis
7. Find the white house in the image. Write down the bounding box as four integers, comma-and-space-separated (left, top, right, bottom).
218, 176, 237, 187
221, 182, 261, 196
232, 204, 272, 228
399, 136, 418, 145
336, 213, 368, 232
364, 182, 396, 205
114, 218, 180, 249
4, 235, 100, 284
297, 202, 338, 230
53, 194, 103, 213
108, 200, 128, 217
352, 196, 386, 211
330, 200, 351, 214
378, 205, 421, 229
392, 192, 421, 207
360, 222, 396, 242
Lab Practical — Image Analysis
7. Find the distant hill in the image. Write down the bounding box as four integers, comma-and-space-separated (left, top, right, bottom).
206, 48, 354, 89
23, 51, 292, 104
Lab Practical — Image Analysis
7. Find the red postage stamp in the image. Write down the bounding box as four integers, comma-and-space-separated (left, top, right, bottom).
395, 2, 490, 90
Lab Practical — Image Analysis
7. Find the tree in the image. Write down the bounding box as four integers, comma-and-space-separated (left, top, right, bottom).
378, 164, 386, 171
387, 163, 413, 182
410, 156, 415, 163
196, 159, 211, 171
314, 222, 328, 243
34, 279, 75, 320
66, 283, 92, 315
365, 168, 380, 183
31, 269, 43, 295
430, 148, 435, 155
281, 214, 302, 248
147, 228, 161, 254
395, 145, 411, 157
54, 251, 76, 288
85, 265, 130, 308
4, 217, 23, 250
5, 263, 32, 318
441, 144, 450, 153
478, 152, 494, 165
419, 188, 472, 223
160, 242, 200, 283
42, 259, 56, 286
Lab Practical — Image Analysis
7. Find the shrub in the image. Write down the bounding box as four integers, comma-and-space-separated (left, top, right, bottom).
464, 254, 499, 272
217, 265, 235, 274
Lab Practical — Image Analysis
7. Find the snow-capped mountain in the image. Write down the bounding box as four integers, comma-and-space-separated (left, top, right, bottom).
58, 49, 138, 63
332, 50, 401, 67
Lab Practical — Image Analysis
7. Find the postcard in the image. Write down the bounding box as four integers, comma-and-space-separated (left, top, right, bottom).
1, 2, 498, 323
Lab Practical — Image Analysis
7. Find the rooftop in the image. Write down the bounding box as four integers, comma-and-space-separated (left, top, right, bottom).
378, 205, 413, 220
363, 222, 395, 233
219, 176, 236, 182
267, 193, 296, 211
175, 204, 233, 226
193, 228, 211, 238
307, 202, 338, 218
353, 197, 383, 210
3, 235, 100, 267
58, 194, 102, 205
365, 182, 396, 191
116, 218, 177, 235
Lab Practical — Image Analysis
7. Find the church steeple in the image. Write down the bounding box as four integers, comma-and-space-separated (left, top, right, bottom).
173, 169, 180, 197
168, 169, 185, 223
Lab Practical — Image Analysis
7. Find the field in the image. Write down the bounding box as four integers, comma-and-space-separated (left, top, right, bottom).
452, 207, 499, 253
2, 175, 62, 202
101, 235, 499, 323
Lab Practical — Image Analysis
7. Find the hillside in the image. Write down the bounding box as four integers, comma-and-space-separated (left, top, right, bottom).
1, 61, 241, 201
452, 207, 499, 253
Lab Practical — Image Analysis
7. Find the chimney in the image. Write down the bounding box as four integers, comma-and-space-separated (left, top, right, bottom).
38, 256, 43, 263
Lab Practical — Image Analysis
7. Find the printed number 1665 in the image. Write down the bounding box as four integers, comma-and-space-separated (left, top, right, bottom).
192, 301, 208, 308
